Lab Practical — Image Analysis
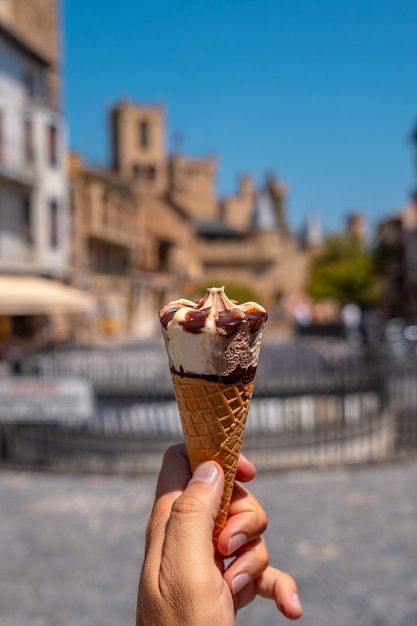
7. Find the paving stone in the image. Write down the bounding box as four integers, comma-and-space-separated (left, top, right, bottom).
0, 459, 416, 626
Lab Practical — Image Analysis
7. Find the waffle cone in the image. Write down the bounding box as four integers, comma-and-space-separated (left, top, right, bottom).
171, 372, 255, 543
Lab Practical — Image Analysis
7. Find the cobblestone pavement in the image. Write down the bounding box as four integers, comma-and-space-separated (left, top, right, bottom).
1, 458, 417, 626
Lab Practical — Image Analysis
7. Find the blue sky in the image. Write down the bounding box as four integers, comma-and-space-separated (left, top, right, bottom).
63, 0, 417, 235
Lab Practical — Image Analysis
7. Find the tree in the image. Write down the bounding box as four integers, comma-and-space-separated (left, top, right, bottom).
197, 281, 259, 304
306, 234, 378, 307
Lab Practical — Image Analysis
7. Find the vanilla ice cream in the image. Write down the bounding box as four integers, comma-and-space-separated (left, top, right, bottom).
159, 286, 267, 382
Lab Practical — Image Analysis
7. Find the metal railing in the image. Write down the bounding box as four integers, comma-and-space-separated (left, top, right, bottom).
0, 339, 416, 473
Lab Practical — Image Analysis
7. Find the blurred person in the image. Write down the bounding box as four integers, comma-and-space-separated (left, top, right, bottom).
293, 301, 312, 328
137, 444, 302, 625
341, 302, 362, 341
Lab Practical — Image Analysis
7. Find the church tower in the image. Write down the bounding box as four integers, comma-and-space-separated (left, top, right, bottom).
110, 101, 168, 195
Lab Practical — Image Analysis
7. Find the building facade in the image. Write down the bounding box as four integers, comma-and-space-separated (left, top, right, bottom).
0, 0, 60, 108
0, 11, 68, 278
375, 121, 417, 320
110, 101, 202, 336
377, 206, 417, 319
193, 176, 311, 314
69, 101, 204, 341
0, 1, 85, 347
69, 154, 137, 338
70, 97, 313, 340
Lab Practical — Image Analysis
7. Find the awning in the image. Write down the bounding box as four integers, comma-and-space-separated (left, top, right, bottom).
0, 276, 95, 315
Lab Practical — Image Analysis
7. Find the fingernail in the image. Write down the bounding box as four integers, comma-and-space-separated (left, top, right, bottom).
189, 461, 219, 484
232, 572, 252, 595
228, 532, 247, 555
292, 593, 302, 610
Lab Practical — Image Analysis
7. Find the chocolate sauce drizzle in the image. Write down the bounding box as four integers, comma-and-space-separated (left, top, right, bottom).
171, 364, 257, 385
159, 292, 267, 336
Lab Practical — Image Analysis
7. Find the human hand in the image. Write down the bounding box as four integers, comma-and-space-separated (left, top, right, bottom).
136, 444, 302, 626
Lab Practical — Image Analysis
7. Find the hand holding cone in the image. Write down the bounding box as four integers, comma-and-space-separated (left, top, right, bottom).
159, 287, 267, 545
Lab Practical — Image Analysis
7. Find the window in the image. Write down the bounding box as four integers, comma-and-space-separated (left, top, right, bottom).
117, 197, 123, 228
24, 117, 34, 163
22, 195, 33, 244
132, 163, 140, 180
131, 163, 156, 182
83, 188, 91, 225
158, 241, 170, 271
47, 123, 58, 166
89, 240, 130, 275
102, 189, 109, 226
23, 70, 35, 98
139, 120, 149, 149
49, 200, 59, 247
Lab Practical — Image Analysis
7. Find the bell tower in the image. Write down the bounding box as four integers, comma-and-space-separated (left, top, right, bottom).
111, 100, 168, 195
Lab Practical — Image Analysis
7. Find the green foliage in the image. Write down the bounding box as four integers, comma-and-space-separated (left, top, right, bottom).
306, 235, 378, 307
196, 281, 259, 303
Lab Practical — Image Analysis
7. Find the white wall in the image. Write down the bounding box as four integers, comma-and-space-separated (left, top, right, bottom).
0, 32, 69, 277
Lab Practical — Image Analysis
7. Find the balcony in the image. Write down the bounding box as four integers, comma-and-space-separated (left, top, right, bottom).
0, 141, 36, 188
85, 222, 137, 251
0, 98, 67, 190
198, 236, 278, 268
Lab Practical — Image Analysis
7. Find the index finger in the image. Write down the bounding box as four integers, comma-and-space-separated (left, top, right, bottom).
149, 445, 255, 543
235, 452, 256, 483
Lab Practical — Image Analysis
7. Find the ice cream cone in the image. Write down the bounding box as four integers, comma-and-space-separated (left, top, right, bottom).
171, 372, 255, 542
159, 286, 267, 546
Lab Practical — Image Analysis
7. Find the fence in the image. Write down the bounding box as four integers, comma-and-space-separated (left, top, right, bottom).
0, 339, 416, 473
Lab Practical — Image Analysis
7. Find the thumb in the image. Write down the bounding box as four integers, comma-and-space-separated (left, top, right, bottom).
162, 461, 224, 568
156, 463, 230, 624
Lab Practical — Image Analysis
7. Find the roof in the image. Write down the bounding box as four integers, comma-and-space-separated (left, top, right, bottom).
194, 219, 242, 238
79, 164, 136, 196
0, 20, 51, 67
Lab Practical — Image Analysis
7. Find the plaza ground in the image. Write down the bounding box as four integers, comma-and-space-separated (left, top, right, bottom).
1, 457, 416, 626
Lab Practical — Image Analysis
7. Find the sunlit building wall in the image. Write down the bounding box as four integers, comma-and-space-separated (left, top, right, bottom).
110, 101, 203, 336
0, 4, 69, 278
69, 153, 137, 338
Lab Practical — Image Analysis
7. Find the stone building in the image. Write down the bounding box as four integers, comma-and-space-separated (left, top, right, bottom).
0, 0, 67, 277
69, 101, 204, 341
69, 153, 137, 339
70, 97, 313, 339
375, 121, 417, 320
0, 0, 60, 109
0, 0, 88, 346
169, 154, 218, 221
111, 101, 168, 196
110, 101, 202, 335
346, 212, 366, 241
191, 175, 311, 315
377, 205, 417, 319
